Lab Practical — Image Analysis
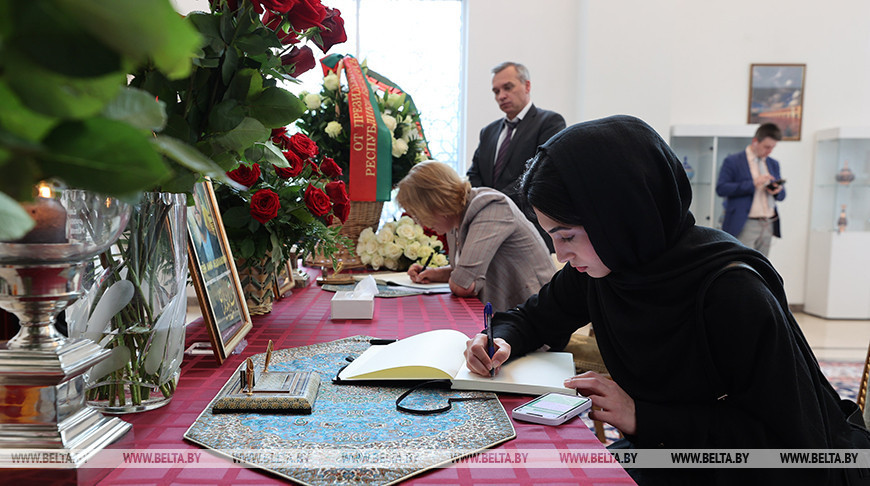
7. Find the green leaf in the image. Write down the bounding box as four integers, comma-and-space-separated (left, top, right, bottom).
240, 237, 255, 258
0, 81, 57, 143
102, 87, 167, 132
0, 191, 35, 241
41, 118, 170, 195
55, 0, 202, 79
248, 87, 305, 128
225, 68, 260, 103
254, 142, 289, 167
3, 51, 125, 119
222, 206, 251, 229
205, 117, 269, 155
150, 135, 228, 180
208, 100, 245, 133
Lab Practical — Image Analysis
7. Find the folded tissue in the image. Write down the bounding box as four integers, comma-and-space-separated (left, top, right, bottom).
330, 275, 378, 319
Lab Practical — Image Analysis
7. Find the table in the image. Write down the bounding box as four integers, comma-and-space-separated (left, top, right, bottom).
97, 272, 635, 485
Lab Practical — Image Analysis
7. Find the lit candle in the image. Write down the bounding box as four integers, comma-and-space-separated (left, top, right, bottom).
17, 184, 68, 243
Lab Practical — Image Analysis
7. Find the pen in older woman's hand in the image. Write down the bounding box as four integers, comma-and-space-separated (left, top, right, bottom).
419, 252, 434, 272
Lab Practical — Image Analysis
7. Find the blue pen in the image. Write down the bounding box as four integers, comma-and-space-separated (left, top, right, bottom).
484, 302, 494, 377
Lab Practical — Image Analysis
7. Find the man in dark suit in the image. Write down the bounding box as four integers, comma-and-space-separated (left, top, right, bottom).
716, 123, 786, 256
466, 62, 566, 252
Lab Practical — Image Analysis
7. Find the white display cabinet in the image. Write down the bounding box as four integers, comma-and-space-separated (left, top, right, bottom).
669, 125, 758, 228
804, 127, 870, 319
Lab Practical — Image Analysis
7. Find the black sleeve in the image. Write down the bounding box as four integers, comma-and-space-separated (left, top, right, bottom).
490, 264, 591, 356
632, 270, 835, 451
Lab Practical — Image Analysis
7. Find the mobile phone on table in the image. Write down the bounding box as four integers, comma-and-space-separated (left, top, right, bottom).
511, 392, 592, 426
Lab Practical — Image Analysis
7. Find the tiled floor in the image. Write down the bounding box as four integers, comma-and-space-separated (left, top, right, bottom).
794, 311, 870, 362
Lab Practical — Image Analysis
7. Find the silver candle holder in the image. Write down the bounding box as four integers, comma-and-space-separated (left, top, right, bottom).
0, 189, 133, 480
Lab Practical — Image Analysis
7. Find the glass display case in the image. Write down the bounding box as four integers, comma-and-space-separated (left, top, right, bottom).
669, 125, 758, 228
804, 127, 870, 319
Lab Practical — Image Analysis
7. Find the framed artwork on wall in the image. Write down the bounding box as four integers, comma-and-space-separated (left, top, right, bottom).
748, 63, 806, 141
187, 179, 252, 364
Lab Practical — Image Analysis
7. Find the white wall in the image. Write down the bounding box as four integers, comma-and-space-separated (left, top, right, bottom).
465, 0, 870, 304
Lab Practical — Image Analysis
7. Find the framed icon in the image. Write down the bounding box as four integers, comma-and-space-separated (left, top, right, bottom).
187, 179, 252, 364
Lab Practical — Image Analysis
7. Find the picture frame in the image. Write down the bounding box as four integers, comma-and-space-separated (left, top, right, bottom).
747, 63, 806, 141
187, 179, 252, 364
273, 261, 294, 300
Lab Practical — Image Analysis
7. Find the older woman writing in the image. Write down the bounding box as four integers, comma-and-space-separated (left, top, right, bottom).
396, 160, 555, 311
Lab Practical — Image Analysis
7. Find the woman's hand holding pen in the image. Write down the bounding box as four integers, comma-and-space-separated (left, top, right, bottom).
464, 333, 511, 377
408, 264, 450, 284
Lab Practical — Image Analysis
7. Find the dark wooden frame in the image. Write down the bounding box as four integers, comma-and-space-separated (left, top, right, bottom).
273, 261, 294, 300
186, 179, 252, 364
748, 63, 806, 141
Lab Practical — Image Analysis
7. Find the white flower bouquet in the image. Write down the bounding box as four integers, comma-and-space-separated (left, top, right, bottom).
357, 216, 448, 271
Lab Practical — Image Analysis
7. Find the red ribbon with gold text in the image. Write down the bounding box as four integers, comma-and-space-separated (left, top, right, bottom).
321, 54, 392, 201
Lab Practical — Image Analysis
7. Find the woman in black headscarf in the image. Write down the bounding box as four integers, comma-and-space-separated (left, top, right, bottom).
464, 115, 869, 485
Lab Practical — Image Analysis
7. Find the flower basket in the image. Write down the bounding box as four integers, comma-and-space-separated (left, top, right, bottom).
306, 200, 384, 269
236, 256, 278, 315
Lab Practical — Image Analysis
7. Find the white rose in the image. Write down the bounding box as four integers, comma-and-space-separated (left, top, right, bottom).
384, 258, 400, 271
376, 227, 395, 244
381, 114, 397, 133
382, 222, 397, 234
430, 237, 443, 252
325, 121, 342, 139
304, 93, 321, 110
363, 240, 379, 255
358, 227, 375, 243
404, 241, 422, 260
396, 223, 416, 239
432, 253, 448, 267
324, 72, 340, 91
383, 242, 404, 260
414, 224, 425, 239
360, 253, 372, 265
392, 137, 409, 158
370, 253, 384, 270
398, 215, 414, 225
417, 245, 434, 261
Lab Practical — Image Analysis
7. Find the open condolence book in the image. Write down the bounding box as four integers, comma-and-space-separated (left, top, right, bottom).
358, 272, 451, 293
337, 329, 576, 395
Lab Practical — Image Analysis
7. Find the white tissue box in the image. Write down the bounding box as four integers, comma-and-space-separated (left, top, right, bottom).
330, 291, 374, 319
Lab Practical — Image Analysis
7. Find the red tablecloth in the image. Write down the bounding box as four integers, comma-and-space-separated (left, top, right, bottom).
97, 272, 635, 485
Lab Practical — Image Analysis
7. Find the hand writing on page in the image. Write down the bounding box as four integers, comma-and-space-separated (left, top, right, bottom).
464, 333, 511, 377
564, 371, 637, 435
407, 263, 431, 284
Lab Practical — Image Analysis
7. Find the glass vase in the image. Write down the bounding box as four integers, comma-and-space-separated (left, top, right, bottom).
67, 192, 188, 413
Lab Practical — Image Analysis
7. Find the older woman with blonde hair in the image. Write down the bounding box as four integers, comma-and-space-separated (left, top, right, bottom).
396, 160, 555, 311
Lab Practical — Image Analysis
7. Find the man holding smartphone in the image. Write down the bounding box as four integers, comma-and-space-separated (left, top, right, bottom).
716, 123, 786, 256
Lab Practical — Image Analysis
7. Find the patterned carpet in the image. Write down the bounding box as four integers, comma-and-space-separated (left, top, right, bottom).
583, 360, 865, 444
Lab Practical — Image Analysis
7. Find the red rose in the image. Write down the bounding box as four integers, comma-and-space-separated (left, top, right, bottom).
325, 180, 348, 204
250, 189, 280, 224
304, 185, 331, 216
287, 133, 318, 159
255, 0, 298, 14
271, 127, 290, 149
306, 158, 320, 175
319, 157, 342, 178
314, 8, 347, 53
286, 0, 327, 31
333, 201, 350, 223
276, 150, 305, 178
281, 45, 315, 77
227, 163, 261, 187
262, 10, 299, 45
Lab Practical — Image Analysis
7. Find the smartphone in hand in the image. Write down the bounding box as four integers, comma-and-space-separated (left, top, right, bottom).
767, 178, 785, 190
511, 392, 592, 426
